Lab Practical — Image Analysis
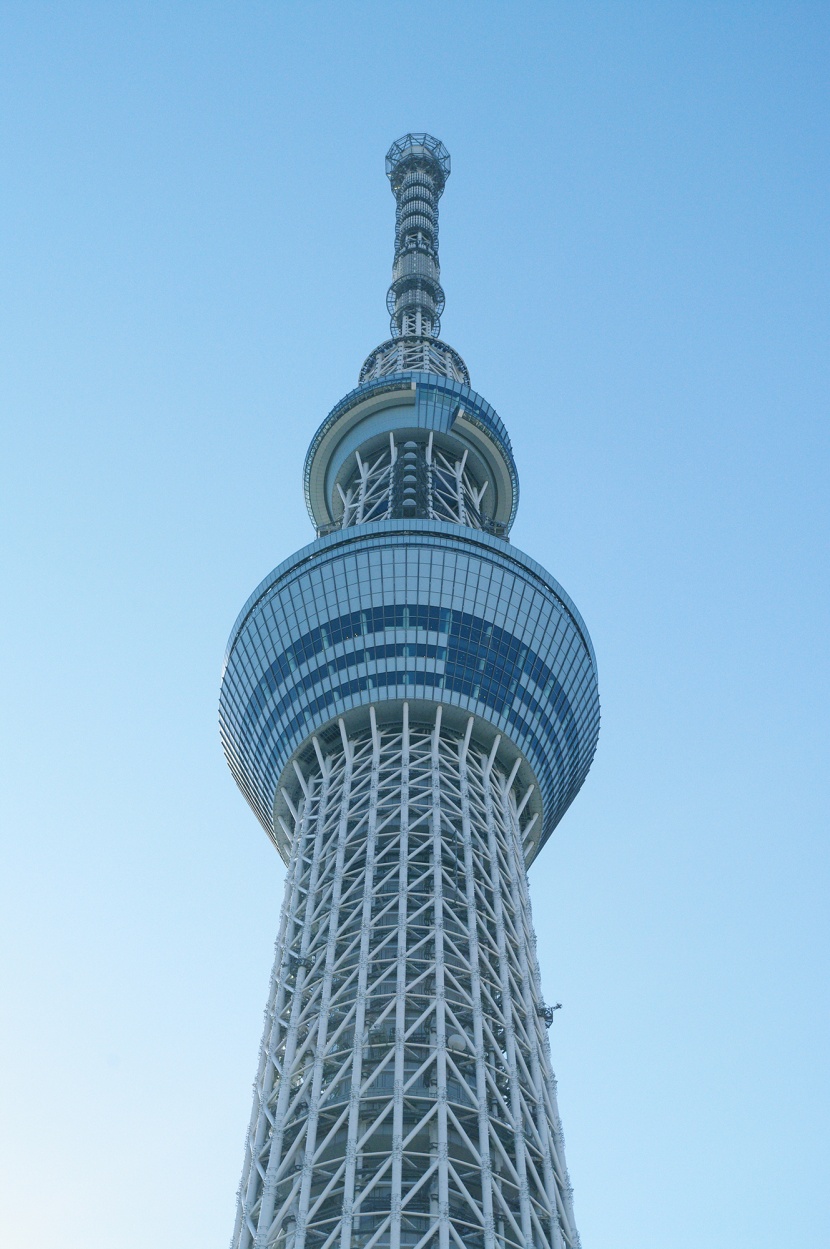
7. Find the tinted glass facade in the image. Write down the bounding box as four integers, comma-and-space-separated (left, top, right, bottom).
220, 520, 599, 859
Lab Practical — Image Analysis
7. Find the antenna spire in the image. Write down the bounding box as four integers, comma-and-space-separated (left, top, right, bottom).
385, 133, 449, 340
359, 133, 469, 385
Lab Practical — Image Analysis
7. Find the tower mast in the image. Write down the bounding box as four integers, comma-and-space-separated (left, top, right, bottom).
220, 135, 600, 1249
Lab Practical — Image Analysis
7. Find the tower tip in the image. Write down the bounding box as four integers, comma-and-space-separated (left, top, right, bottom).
385, 133, 451, 192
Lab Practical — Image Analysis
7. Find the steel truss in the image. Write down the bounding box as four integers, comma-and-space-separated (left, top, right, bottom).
337, 433, 491, 531
358, 339, 470, 387
231, 708, 579, 1249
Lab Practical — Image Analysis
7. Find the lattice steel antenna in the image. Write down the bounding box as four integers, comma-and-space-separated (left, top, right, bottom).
220, 135, 600, 1249
360, 134, 469, 386
385, 133, 448, 341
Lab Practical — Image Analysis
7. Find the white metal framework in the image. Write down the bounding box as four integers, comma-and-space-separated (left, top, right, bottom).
231, 709, 579, 1249
337, 435, 491, 531
358, 338, 470, 386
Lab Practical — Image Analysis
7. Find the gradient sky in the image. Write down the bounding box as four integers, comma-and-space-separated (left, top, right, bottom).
1, 4, 828, 1248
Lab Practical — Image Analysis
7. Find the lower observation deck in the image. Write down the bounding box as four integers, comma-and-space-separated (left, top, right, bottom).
220, 521, 599, 862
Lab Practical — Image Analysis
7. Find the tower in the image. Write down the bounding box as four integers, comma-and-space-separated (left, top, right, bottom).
220, 135, 600, 1249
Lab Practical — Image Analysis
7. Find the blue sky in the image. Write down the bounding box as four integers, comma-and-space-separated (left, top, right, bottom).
1, 4, 827, 1247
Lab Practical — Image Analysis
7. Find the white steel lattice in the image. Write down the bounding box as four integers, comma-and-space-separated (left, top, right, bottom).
358, 338, 470, 386
231, 708, 579, 1249
337, 434, 490, 531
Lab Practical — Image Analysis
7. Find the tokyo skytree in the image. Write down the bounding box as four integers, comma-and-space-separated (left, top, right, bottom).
220, 134, 600, 1249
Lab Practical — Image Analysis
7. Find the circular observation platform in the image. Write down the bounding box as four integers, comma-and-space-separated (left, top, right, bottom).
219, 521, 599, 864
304, 374, 519, 536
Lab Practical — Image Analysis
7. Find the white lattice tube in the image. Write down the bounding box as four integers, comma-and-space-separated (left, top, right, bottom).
231, 712, 578, 1249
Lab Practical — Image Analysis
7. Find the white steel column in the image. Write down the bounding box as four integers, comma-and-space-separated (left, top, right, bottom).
478, 742, 534, 1249
389, 703, 410, 1249
234, 786, 308, 1249
498, 779, 564, 1249
338, 708, 382, 1249
429, 708, 450, 1249
254, 758, 333, 1249
502, 784, 581, 1249
457, 718, 496, 1249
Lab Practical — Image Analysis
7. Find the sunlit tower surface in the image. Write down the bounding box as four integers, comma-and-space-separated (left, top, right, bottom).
220, 135, 600, 1249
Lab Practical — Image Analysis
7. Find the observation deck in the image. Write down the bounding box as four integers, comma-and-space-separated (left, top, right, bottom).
220, 519, 598, 864
304, 374, 519, 537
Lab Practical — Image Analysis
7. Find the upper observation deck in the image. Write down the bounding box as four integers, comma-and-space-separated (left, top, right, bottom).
304, 374, 519, 538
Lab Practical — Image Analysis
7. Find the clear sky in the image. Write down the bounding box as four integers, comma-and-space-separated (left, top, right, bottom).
0, 4, 827, 1248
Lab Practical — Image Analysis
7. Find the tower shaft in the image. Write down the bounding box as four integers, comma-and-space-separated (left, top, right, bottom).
232, 715, 578, 1249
